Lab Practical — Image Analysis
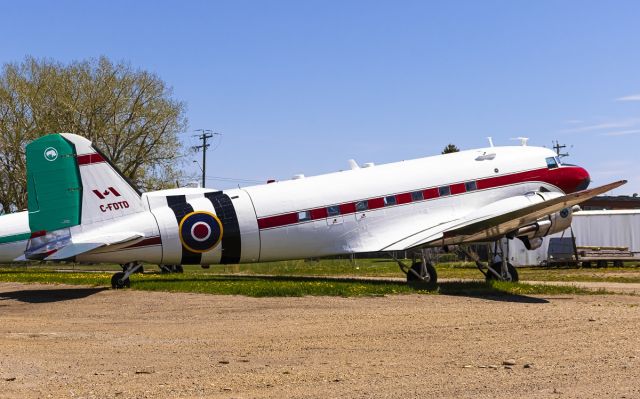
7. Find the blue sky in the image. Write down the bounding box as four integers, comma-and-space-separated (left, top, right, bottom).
2, 0, 639, 194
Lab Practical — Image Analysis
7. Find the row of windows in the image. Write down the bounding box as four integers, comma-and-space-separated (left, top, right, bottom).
296, 180, 480, 221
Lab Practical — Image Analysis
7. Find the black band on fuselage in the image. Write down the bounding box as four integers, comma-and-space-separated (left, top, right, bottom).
205, 191, 241, 264
166, 195, 202, 265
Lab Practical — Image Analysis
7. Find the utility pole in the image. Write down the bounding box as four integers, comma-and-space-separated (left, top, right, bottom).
193, 129, 219, 188
552, 140, 569, 159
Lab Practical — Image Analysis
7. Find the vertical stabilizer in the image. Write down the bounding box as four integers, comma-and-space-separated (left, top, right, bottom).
25, 133, 145, 233
26, 134, 82, 232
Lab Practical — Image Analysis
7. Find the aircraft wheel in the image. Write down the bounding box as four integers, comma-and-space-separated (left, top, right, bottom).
175, 265, 184, 273
406, 261, 437, 284
596, 260, 608, 268
486, 262, 519, 282
581, 261, 592, 268
613, 260, 624, 267
111, 272, 130, 289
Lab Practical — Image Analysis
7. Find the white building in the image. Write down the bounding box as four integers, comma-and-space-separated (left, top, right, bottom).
509, 210, 640, 266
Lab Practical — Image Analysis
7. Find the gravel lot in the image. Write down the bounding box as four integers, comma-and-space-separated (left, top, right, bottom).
1, 282, 639, 399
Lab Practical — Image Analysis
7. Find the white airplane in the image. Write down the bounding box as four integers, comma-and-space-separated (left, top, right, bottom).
0, 133, 625, 288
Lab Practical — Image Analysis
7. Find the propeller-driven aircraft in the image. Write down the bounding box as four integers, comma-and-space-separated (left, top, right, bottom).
0, 133, 625, 288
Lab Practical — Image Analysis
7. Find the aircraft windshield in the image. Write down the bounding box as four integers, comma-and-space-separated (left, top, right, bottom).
545, 157, 559, 169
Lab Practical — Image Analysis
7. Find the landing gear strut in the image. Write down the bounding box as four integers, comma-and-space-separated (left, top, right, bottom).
159, 264, 184, 274
390, 250, 437, 285
111, 262, 144, 289
457, 238, 519, 282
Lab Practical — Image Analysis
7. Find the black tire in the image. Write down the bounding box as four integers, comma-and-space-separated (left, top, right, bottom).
486, 262, 519, 282
613, 260, 624, 268
582, 261, 592, 268
596, 260, 608, 268
175, 265, 184, 273
406, 262, 437, 284
111, 272, 130, 289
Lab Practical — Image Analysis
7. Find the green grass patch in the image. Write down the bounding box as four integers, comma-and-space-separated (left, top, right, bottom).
4, 258, 640, 283
0, 268, 608, 298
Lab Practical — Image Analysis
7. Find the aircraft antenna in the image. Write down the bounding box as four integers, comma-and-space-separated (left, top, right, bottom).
552, 140, 569, 159
487, 137, 494, 147
193, 129, 221, 188
510, 137, 529, 146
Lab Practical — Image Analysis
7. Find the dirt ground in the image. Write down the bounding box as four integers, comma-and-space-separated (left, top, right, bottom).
1, 283, 639, 399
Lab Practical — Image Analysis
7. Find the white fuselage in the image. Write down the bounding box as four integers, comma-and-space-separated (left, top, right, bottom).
0, 145, 585, 265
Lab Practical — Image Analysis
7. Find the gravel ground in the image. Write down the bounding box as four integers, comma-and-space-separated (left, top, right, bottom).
1, 282, 639, 399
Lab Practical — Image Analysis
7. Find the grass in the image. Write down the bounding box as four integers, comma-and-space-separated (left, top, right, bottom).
4, 258, 640, 281
0, 266, 613, 297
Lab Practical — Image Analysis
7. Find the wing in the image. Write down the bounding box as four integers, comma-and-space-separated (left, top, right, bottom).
380, 180, 626, 251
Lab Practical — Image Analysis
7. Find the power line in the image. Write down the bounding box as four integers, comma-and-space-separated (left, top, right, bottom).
192, 129, 221, 188
205, 176, 264, 184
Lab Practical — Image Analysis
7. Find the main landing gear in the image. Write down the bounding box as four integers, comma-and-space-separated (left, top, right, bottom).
159, 264, 184, 273
391, 250, 438, 286
111, 262, 144, 289
457, 238, 519, 282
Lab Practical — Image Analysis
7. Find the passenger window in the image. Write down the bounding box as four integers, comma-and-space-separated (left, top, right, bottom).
411, 191, 424, 201
384, 196, 397, 206
297, 211, 311, 222
327, 205, 340, 217
465, 181, 477, 192
355, 201, 368, 211
546, 157, 559, 169
438, 186, 451, 196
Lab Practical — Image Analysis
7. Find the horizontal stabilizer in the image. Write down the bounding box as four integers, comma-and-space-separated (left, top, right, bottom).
44, 242, 105, 261
43, 232, 144, 261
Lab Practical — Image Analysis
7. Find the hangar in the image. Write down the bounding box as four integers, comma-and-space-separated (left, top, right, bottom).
510, 206, 640, 266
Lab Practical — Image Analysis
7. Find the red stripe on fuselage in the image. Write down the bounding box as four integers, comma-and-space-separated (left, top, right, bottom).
256, 166, 586, 230
77, 153, 106, 166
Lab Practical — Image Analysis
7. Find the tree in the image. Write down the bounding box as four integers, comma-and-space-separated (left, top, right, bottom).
441, 144, 460, 154
0, 56, 188, 213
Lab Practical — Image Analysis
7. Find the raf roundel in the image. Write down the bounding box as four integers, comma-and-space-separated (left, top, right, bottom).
178, 211, 223, 253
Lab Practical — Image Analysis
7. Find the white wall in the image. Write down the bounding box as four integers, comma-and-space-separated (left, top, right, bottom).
509, 210, 640, 266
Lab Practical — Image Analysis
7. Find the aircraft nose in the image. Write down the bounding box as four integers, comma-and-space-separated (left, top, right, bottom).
576, 171, 591, 191
557, 165, 591, 193
572, 166, 591, 192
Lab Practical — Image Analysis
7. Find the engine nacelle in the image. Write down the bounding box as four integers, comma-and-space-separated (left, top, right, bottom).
515, 205, 579, 250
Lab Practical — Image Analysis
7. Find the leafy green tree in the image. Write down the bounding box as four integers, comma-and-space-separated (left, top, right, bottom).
441, 144, 460, 154
0, 56, 187, 213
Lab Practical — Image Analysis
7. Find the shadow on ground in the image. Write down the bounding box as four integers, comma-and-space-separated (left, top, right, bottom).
0, 287, 108, 304
143, 274, 550, 304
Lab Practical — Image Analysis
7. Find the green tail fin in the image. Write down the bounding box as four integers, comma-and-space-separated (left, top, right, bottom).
26, 134, 82, 232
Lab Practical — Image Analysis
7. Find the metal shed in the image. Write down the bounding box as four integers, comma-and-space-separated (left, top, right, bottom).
509, 210, 640, 266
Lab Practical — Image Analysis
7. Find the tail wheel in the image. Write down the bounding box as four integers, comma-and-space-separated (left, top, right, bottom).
486, 262, 519, 282
406, 261, 437, 284
111, 272, 130, 289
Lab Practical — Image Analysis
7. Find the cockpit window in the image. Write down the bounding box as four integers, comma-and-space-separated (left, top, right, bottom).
545, 157, 559, 169
555, 156, 562, 166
